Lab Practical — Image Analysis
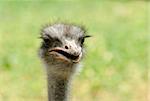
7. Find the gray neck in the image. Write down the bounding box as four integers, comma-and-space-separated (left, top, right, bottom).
47, 74, 71, 101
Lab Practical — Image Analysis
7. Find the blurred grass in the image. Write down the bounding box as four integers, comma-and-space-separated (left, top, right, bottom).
0, 1, 148, 101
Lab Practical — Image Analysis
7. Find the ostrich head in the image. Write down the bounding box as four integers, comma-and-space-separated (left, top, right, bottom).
39, 23, 90, 77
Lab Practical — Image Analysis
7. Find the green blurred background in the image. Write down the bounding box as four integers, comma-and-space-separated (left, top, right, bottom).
0, 1, 148, 101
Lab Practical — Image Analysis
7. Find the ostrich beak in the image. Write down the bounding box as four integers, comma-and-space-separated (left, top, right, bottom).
48, 47, 82, 63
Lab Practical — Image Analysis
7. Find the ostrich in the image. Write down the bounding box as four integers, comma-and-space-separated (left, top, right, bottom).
39, 23, 90, 101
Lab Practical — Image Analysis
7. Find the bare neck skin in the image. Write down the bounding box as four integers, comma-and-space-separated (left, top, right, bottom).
46, 64, 76, 101
47, 74, 70, 101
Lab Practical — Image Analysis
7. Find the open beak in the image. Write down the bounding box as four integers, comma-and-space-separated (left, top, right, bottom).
48, 47, 81, 63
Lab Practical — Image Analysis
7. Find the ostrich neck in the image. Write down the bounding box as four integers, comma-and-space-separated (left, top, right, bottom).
47, 73, 71, 101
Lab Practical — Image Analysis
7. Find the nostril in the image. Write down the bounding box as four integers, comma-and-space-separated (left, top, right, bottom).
65, 45, 69, 49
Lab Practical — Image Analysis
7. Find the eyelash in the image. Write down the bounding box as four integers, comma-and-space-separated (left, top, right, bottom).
79, 35, 91, 46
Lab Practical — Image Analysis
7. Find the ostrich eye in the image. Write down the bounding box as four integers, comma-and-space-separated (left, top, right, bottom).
79, 37, 85, 46
40, 35, 52, 44
43, 38, 50, 43
81, 38, 85, 45
43, 37, 61, 45
41, 37, 62, 48
52, 38, 62, 47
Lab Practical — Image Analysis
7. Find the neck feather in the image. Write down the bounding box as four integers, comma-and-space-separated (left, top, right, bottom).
47, 74, 71, 101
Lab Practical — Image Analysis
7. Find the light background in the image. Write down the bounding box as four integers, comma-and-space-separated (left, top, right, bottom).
0, 1, 148, 101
